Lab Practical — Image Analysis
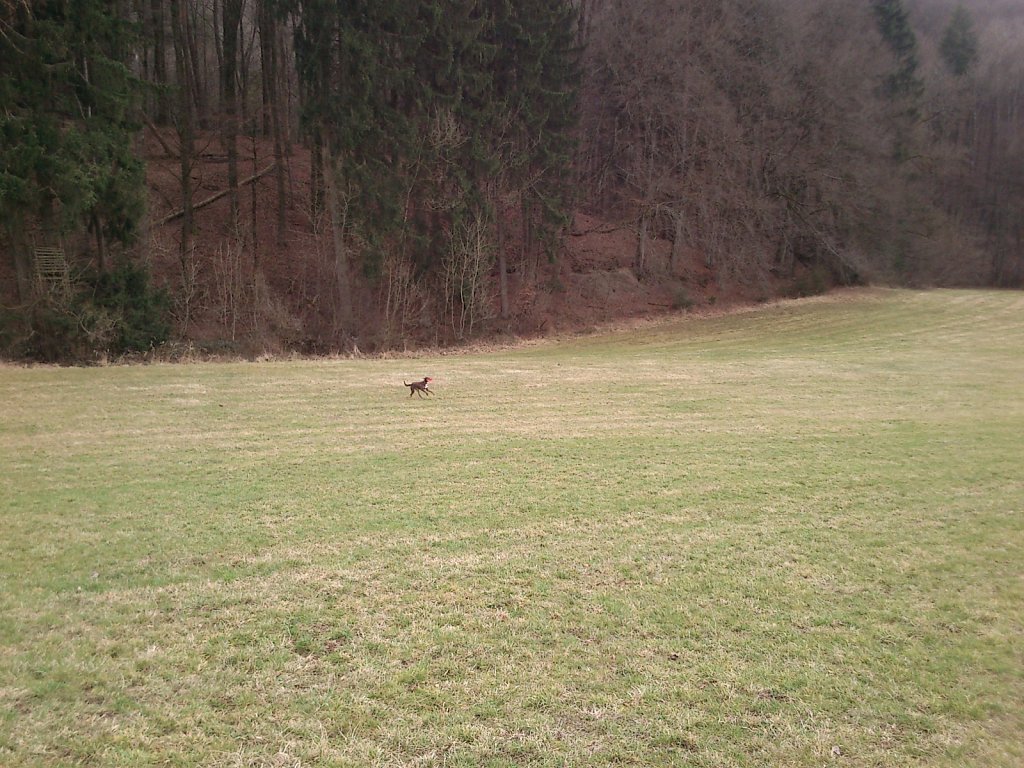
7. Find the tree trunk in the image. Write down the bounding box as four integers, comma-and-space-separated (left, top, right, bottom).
259, 1, 287, 244
635, 119, 656, 277
250, 125, 260, 261
669, 208, 684, 273
221, 0, 242, 227
211, 0, 222, 105
521, 194, 535, 281
272, 103, 287, 245
276, 18, 293, 152
93, 215, 108, 272
635, 209, 649, 276
184, 0, 206, 128
310, 126, 323, 220
150, 0, 168, 123
322, 141, 354, 335
8, 224, 32, 302
169, 0, 194, 258
496, 204, 509, 319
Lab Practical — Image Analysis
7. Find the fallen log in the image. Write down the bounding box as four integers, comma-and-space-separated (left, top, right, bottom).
157, 163, 276, 226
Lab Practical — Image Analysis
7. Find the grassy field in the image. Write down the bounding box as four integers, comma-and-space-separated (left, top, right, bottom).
1, 288, 1022, 767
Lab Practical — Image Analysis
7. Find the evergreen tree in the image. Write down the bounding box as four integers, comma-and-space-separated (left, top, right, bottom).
871, 0, 924, 167
489, 0, 579, 250
0, 0, 145, 296
871, 0, 923, 103
288, 0, 580, 334
939, 5, 979, 78
401, 0, 488, 270
472, 0, 578, 309
291, 0, 424, 331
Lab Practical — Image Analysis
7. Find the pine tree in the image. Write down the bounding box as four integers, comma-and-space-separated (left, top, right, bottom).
479, 0, 578, 297
871, 0, 924, 167
292, 0, 423, 332
287, 0, 580, 335
871, 0, 923, 103
1, 0, 145, 296
939, 5, 979, 78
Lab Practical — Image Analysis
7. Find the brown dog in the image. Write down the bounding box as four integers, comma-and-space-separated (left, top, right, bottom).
404, 377, 434, 397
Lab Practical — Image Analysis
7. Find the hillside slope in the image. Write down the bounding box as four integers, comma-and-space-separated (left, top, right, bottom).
144, 131, 792, 355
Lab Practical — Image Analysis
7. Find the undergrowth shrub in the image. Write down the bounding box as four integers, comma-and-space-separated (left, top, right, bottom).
90, 261, 171, 354
671, 287, 694, 310
1, 261, 170, 363
791, 264, 831, 298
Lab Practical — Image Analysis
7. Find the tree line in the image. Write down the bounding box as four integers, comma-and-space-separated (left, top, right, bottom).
1, 0, 1021, 360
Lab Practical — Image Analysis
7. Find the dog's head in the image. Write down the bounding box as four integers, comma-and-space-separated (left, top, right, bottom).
424, 377, 433, 383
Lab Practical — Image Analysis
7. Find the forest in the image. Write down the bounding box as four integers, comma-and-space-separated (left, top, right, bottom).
1, 0, 1022, 360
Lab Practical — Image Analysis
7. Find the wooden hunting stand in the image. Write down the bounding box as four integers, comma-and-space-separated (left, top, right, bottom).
32, 243, 71, 293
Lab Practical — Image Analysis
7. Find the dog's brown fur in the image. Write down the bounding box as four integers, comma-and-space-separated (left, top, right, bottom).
404, 377, 434, 397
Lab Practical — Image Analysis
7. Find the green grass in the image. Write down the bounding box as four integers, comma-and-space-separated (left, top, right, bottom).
1, 288, 1022, 767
